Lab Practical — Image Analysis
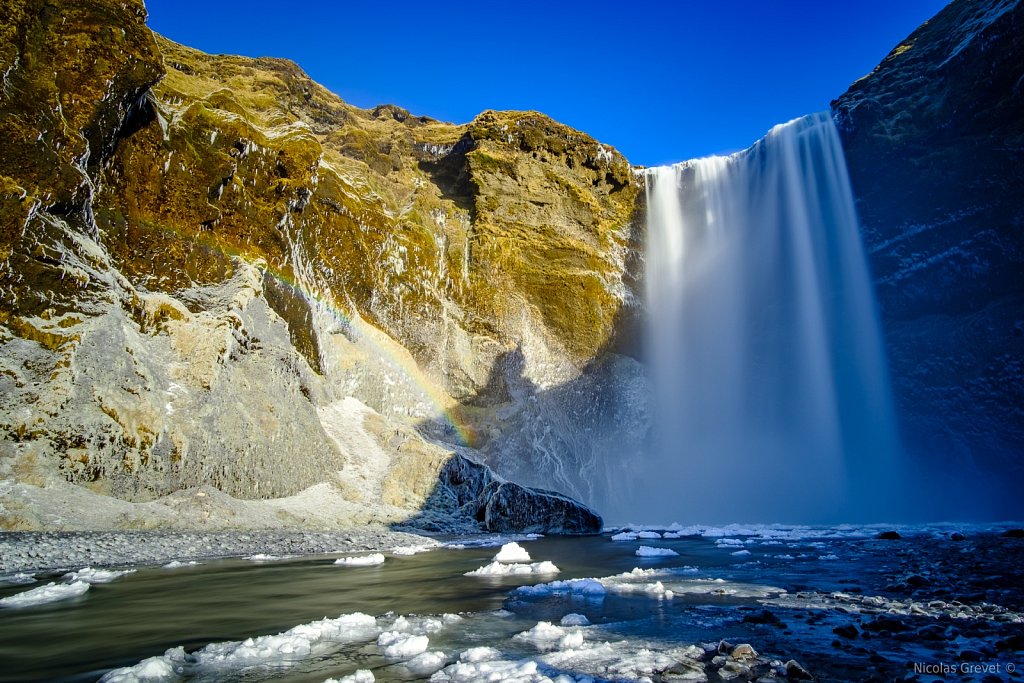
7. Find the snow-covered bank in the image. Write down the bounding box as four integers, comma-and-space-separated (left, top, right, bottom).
0, 528, 433, 574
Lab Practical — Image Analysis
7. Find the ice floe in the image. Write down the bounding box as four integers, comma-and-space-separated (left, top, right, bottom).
560, 613, 590, 626
64, 567, 136, 584
100, 612, 381, 681
0, 581, 90, 608
324, 671, 374, 683
493, 542, 532, 562
465, 561, 560, 576
161, 560, 200, 569
0, 572, 37, 585
334, 553, 385, 566
378, 631, 430, 659
244, 554, 294, 562
635, 545, 679, 557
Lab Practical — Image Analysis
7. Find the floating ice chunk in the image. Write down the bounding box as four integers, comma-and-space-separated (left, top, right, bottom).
406, 650, 447, 674
515, 578, 606, 597
432, 657, 548, 682
715, 538, 746, 547
636, 546, 679, 557
819, 554, 839, 560
65, 567, 136, 584
162, 560, 199, 569
0, 572, 37, 585
378, 631, 429, 659
460, 646, 503, 663
391, 543, 439, 556
101, 655, 174, 682
662, 532, 684, 539
465, 561, 560, 576
514, 621, 584, 651
560, 613, 590, 626
334, 553, 385, 567
100, 613, 380, 682
244, 554, 294, 562
0, 581, 89, 608
637, 531, 662, 539
731, 549, 751, 556
610, 531, 638, 541
324, 670, 374, 683
776, 554, 795, 560
493, 542, 532, 562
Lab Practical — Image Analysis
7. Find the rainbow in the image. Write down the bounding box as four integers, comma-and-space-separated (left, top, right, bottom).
147, 226, 479, 448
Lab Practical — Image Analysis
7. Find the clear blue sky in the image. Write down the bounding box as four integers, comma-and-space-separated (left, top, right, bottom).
146, 0, 948, 167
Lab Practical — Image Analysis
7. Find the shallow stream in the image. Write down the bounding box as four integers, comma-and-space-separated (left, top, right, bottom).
1, 525, 1022, 682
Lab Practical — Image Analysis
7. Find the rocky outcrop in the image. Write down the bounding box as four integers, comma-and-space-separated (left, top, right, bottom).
0, 0, 638, 529
832, 0, 1024, 515
421, 454, 602, 534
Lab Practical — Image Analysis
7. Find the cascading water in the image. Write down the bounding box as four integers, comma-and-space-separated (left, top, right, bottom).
640, 112, 903, 523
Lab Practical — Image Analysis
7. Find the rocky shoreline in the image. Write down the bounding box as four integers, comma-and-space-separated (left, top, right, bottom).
0, 527, 437, 575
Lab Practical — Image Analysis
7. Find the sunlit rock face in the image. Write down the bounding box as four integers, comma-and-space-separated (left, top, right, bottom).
0, 0, 639, 528
832, 0, 1024, 517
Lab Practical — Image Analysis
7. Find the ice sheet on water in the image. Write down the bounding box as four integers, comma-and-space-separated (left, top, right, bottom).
493, 542, 532, 562
515, 578, 607, 598
334, 553, 385, 566
610, 531, 638, 541
443, 534, 531, 550
0, 572, 37, 585
465, 561, 560, 576
637, 531, 662, 539
324, 670, 374, 683
391, 542, 440, 556
731, 549, 752, 556
0, 581, 89, 608
635, 546, 679, 557
162, 560, 199, 569
100, 612, 381, 682
64, 567, 136, 583
244, 554, 294, 562
518, 567, 783, 602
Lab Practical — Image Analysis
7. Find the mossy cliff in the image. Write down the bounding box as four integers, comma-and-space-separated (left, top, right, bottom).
0, 0, 638, 528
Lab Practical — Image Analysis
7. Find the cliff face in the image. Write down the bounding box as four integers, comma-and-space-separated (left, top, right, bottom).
832, 0, 1024, 514
0, 0, 637, 528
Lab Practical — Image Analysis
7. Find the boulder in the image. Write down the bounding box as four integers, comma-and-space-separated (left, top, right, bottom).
437, 454, 602, 534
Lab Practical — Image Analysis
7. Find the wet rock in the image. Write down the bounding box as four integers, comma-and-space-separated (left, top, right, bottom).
785, 659, 814, 680
743, 610, 785, 627
1002, 529, 1024, 538
437, 454, 602, 534
832, 624, 859, 639
949, 532, 966, 541
730, 644, 758, 661
863, 616, 910, 633
875, 531, 902, 540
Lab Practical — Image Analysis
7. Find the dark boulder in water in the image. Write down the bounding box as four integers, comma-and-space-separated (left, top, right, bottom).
876, 530, 902, 540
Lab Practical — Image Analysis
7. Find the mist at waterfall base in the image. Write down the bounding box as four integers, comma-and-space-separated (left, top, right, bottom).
632, 112, 906, 525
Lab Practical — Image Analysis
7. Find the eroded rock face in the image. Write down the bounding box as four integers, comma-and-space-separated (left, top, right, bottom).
424, 454, 603, 535
0, 0, 640, 528
831, 0, 1024, 516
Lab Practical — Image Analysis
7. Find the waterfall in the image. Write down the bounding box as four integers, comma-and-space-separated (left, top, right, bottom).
640, 112, 902, 523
